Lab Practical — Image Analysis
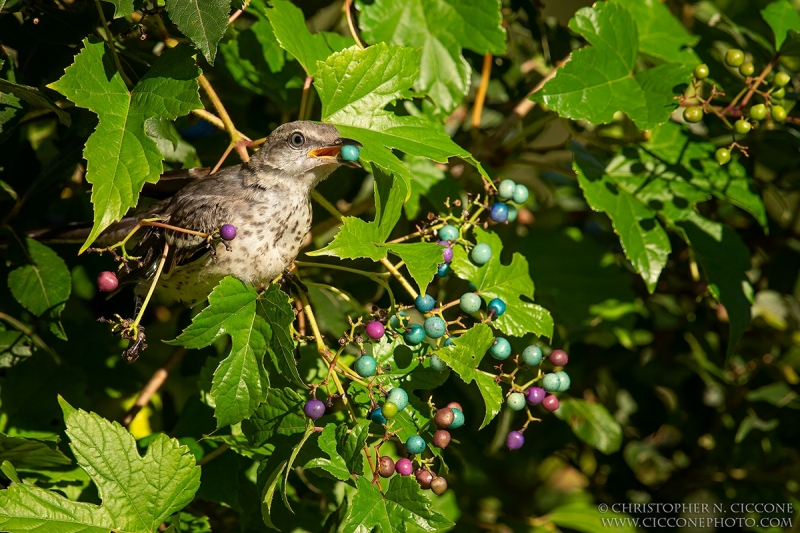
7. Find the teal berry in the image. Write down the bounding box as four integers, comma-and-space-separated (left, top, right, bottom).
498, 179, 516, 200
506, 392, 526, 411
430, 354, 447, 371
471, 243, 492, 265
522, 345, 543, 366
460, 292, 482, 314
424, 316, 447, 339
405, 435, 426, 454
487, 298, 506, 317
405, 324, 426, 345
542, 373, 562, 392
444, 337, 455, 347
437, 263, 451, 277
389, 311, 408, 331
370, 408, 387, 424
387, 388, 409, 411
415, 294, 436, 313
354, 355, 377, 377
506, 204, 518, 223
490, 337, 512, 360
438, 224, 459, 242
555, 371, 571, 392
341, 144, 360, 161
448, 407, 465, 429
512, 184, 529, 204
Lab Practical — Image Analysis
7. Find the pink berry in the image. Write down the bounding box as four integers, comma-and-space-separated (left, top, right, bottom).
438, 241, 453, 263
220, 224, 237, 241
542, 395, 560, 412
415, 469, 433, 489
550, 349, 569, 366
396, 458, 413, 476
365, 321, 385, 340
97, 271, 119, 292
506, 430, 525, 450
526, 387, 545, 405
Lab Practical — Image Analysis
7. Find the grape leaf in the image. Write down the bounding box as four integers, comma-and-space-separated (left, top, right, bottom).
303, 424, 352, 482
241, 388, 307, 446
613, 0, 699, 66
168, 277, 272, 428
554, 398, 623, 454
0, 398, 201, 533
451, 227, 554, 338
7, 238, 71, 320
262, 0, 336, 76
164, 0, 231, 64
761, 0, 800, 51
104, 0, 133, 18
359, 0, 506, 116
341, 476, 454, 533
572, 142, 671, 293
0, 79, 70, 126
432, 323, 502, 429
0, 433, 71, 470
256, 284, 304, 387
49, 41, 202, 252
532, 2, 689, 130
316, 43, 489, 189
404, 156, 462, 219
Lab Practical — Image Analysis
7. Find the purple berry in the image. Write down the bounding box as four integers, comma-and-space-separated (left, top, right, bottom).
438, 241, 454, 263
550, 349, 569, 366
97, 271, 119, 292
396, 458, 414, 476
416, 469, 433, 489
506, 430, 525, 450
365, 321, 385, 340
526, 387, 545, 405
542, 395, 560, 412
220, 224, 237, 241
303, 399, 325, 420
378, 456, 395, 478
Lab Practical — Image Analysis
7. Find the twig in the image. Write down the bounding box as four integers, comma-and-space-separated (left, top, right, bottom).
93, 0, 134, 89
344, 0, 364, 50
198, 443, 229, 466
190, 109, 225, 131
122, 347, 187, 427
197, 74, 250, 161
310, 190, 344, 221
380, 258, 418, 299
298, 76, 313, 121
132, 241, 169, 330
472, 53, 493, 129
739, 53, 780, 109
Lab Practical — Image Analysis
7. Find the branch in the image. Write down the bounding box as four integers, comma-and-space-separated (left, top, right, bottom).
122, 347, 187, 427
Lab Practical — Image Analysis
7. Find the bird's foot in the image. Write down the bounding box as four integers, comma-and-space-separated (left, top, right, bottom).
98, 315, 148, 363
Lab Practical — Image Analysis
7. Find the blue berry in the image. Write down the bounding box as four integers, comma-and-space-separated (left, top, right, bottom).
389, 311, 408, 331
459, 293, 482, 314
506, 204, 518, 223
424, 316, 446, 339
521, 345, 543, 366
437, 263, 451, 277
448, 407, 465, 429
506, 392, 526, 411
220, 224, 237, 241
405, 435, 426, 454
355, 355, 377, 377
370, 407, 387, 424
341, 144, 360, 161
471, 243, 492, 265
430, 354, 447, 371
512, 184, 529, 204
555, 371, 570, 392
405, 324, 426, 345
506, 430, 525, 450
498, 179, 516, 200
415, 294, 436, 313
490, 337, 512, 360
443, 337, 455, 347
438, 225, 459, 242
487, 298, 506, 317
387, 388, 409, 411
490, 203, 509, 223
542, 373, 562, 392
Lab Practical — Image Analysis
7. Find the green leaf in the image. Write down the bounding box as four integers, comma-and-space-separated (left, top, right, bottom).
0, 398, 201, 533
341, 476, 454, 533
303, 424, 351, 481
746, 382, 800, 408
0, 433, 71, 470
547, 503, 637, 533
257, 284, 304, 387
316, 43, 488, 189
761, 0, 800, 51
145, 118, 200, 168
677, 213, 752, 358
7, 238, 71, 320
335, 420, 370, 475
554, 398, 623, 454
404, 156, 461, 219
451, 227, 554, 338
281, 421, 314, 509
359, 0, 506, 116
432, 324, 502, 429
532, 2, 689, 130
241, 388, 307, 446
104, 0, 134, 18
572, 142, 670, 292
0, 88, 24, 143
169, 277, 271, 428
259, 458, 288, 530
49, 41, 201, 252
369, 335, 450, 392
0, 78, 70, 126
164, 0, 231, 64
613, 0, 699, 66
263, 0, 336, 76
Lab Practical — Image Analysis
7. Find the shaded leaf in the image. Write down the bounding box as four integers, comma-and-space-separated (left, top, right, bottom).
0, 78, 70, 126
263, 0, 335, 76
7, 238, 71, 321
257, 284, 304, 387
613, 0, 699, 66
547, 503, 637, 533
554, 398, 623, 454
241, 388, 306, 446
0, 433, 71, 470
761, 0, 800, 51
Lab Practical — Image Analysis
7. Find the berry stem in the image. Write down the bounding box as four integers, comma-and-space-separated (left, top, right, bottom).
122, 347, 187, 427
198, 74, 251, 161
132, 241, 169, 331
140, 219, 211, 239
739, 53, 780, 110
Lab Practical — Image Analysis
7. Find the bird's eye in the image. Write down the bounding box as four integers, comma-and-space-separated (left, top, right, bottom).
289, 132, 305, 148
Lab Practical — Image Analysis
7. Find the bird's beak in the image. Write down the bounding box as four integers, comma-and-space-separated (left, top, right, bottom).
307, 138, 362, 168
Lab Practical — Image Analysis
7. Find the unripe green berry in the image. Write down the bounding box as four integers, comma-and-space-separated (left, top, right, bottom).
734, 119, 752, 135
381, 401, 399, 419
772, 87, 786, 99
715, 147, 731, 165
459, 292, 482, 314
506, 392, 526, 411
683, 106, 703, 123
739, 62, 755, 77
771, 105, 787, 122
725, 49, 745, 67
774, 71, 790, 87
693, 63, 709, 80
749, 104, 767, 121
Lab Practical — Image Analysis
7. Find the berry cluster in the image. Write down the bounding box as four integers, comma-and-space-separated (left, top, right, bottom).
489, 179, 529, 224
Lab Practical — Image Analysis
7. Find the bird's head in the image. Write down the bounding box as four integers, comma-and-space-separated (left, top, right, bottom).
248, 121, 360, 186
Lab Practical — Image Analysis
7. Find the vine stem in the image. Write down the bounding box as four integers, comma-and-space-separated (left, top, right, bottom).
344, 0, 365, 50
310, 190, 343, 220
0, 311, 59, 362
190, 109, 225, 132
197, 74, 251, 162
298, 76, 314, 121
93, 0, 134, 89
735, 53, 780, 111
380, 258, 418, 299
472, 53, 493, 129
198, 444, 229, 466
132, 241, 169, 330
122, 347, 187, 427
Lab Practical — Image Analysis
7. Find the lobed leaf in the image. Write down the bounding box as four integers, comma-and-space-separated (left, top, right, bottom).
613, 0, 699, 66
554, 398, 623, 454
761, 0, 800, 51
242, 388, 307, 446
257, 284, 304, 387
165, 0, 231, 64
262, 0, 336, 76
7, 238, 71, 320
